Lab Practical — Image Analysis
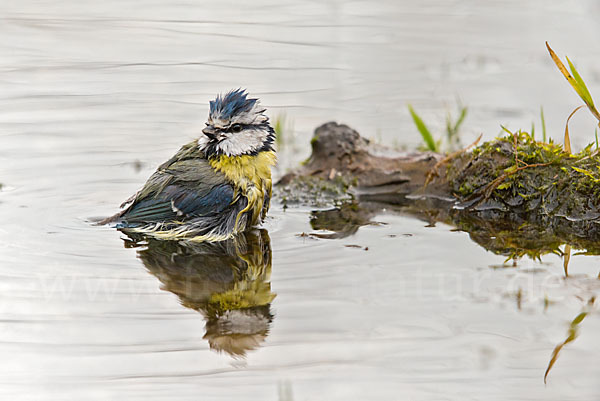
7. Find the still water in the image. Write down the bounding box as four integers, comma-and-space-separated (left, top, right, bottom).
1, 1, 599, 400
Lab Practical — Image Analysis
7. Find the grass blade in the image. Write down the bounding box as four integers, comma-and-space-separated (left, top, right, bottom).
500, 125, 514, 135
546, 42, 587, 103
453, 107, 468, 133
544, 313, 583, 383
563, 244, 571, 277
408, 104, 437, 152
544, 297, 595, 384
541, 106, 547, 143
564, 105, 586, 154
566, 57, 594, 108
547, 42, 600, 123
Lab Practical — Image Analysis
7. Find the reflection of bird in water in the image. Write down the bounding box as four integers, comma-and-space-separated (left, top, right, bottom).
125, 229, 275, 358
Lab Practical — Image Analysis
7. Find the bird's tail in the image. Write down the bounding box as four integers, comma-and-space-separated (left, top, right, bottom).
96, 210, 125, 226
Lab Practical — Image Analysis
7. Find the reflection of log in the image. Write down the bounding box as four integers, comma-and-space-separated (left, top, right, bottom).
276, 122, 600, 257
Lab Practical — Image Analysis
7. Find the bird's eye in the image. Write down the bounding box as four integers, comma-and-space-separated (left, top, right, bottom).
231, 124, 243, 133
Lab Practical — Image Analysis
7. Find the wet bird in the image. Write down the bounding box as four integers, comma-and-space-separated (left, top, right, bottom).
103, 89, 276, 241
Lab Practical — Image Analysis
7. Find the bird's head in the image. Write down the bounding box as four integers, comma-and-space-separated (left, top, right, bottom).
199, 89, 275, 157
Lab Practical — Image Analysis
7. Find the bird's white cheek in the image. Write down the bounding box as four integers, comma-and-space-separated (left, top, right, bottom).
217, 131, 265, 156
197, 135, 209, 149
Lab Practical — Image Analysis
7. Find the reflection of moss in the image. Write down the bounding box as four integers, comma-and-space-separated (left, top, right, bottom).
449, 211, 566, 261
307, 196, 600, 262
544, 297, 596, 383
453, 209, 600, 259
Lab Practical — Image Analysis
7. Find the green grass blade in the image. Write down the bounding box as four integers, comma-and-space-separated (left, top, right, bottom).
566, 56, 595, 108
453, 107, 468, 133
541, 107, 547, 143
273, 114, 285, 147
547, 43, 600, 124
500, 125, 513, 135
445, 112, 452, 138
408, 104, 437, 152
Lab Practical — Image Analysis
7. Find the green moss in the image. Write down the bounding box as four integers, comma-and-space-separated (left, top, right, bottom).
447, 131, 600, 222
274, 174, 353, 207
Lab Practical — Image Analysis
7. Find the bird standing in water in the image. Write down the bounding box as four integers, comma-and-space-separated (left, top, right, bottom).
104, 89, 276, 242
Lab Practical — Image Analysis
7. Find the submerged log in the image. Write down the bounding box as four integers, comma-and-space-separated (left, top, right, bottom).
276, 122, 448, 205
275, 122, 600, 258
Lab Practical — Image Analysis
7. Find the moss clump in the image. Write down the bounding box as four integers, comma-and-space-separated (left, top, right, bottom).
274, 174, 353, 207
447, 132, 600, 221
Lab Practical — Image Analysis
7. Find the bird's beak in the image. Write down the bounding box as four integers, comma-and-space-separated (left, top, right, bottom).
202, 126, 217, 140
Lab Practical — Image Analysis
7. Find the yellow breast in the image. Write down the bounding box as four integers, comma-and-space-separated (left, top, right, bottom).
209, 151, 277, 229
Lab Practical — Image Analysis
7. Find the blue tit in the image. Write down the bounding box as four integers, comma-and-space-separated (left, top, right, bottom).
105, 89, 277, 242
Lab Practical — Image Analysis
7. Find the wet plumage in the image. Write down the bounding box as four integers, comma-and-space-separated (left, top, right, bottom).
104, 89, 276, 241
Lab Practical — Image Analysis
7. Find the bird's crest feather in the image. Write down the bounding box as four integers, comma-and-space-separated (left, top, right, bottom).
209, 88, 258, 121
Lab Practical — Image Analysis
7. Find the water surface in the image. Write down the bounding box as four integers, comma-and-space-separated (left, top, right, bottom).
1, 1, 599, 400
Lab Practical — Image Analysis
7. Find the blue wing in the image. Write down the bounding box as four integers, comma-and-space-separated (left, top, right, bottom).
119, 183, 234, 226
115, 142, 236, 227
